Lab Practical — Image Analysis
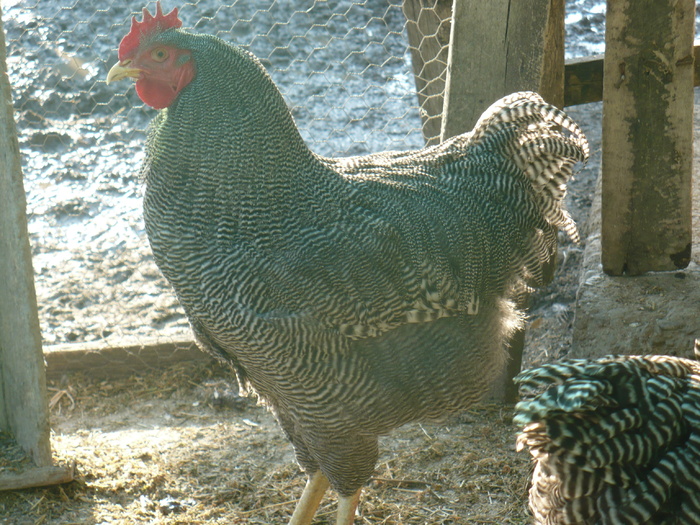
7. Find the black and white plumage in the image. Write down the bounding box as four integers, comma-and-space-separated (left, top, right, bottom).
107, 6, 589, 523
515, 354, 700, 525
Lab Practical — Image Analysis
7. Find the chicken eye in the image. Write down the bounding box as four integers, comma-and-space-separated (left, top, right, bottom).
151, 48, 169, 62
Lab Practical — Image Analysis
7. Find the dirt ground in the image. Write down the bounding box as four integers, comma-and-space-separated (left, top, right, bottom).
2, 362, 532, 524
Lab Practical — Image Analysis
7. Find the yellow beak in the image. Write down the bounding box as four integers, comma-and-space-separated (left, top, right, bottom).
106, 59, 142, 84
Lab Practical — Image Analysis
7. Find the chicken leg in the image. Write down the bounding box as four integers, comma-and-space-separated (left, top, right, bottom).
288, 471, 361, 525
336, 489, 361, 525
289, 471, 330, 525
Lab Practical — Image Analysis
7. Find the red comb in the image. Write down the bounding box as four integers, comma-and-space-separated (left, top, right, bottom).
118, 2, 182, 60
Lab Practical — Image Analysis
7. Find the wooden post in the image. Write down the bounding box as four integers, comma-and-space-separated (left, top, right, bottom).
0, 6, 52, 467
440, 0, 564, 403
601, 0, 694, 275
441, 0, 565, 140
402, 0, 452, 145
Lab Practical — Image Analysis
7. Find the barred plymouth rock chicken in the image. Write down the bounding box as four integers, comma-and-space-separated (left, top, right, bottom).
107, 4, 588, 523
515, 353, 700, 525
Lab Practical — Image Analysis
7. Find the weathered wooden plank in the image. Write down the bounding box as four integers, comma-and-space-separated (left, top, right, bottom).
565, 54, 604, 106
44, 338, 214, 381
0, 465, 74, 491
440, 0, 508, 139
0, 363, 6, 431
441, 0, 565, 140
402, 0, 452, 145
538, 0, 566, 109
601, 0, 694, 275
407, 48, 700, 112
564, 46, 697, 107
0, 5, 52, 467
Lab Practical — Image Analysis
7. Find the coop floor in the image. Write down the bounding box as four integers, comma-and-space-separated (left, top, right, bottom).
1, 363, 531, 525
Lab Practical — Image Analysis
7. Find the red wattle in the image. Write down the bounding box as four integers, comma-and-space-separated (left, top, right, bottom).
135, 62, 195, 110
136, 78, 178, 110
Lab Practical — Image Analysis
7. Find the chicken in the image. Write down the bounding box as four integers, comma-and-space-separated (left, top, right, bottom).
106, 4, 588, 523
515, 353, 700, 525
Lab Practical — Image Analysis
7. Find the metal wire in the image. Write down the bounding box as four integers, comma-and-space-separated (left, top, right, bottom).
3, 0, 448, 349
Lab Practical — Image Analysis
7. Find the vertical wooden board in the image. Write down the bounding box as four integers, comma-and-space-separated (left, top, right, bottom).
602, 0, 694, 275
441, 0, 563, 139
0, 361, 6, 430
504, 0, 565, 108
403, 0, 452, 145
0, 6, 52, 466
538, 0, 566, 108
440, 0, 511, 139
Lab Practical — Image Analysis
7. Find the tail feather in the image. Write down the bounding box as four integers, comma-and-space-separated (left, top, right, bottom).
470, 91, 588, 247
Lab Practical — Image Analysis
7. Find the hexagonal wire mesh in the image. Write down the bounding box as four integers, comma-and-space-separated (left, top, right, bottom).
3, 0, 430, 353
2, 0, 608, 365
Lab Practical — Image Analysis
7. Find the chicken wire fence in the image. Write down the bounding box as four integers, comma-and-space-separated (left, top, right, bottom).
3, 0, 452, 359
3, 0, 609, 372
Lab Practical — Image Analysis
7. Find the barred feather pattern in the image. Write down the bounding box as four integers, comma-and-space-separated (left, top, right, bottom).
137, 28, 588, 496
515, 355, 700, 524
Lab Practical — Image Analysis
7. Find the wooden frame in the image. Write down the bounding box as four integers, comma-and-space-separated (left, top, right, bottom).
0, 6, 72, 490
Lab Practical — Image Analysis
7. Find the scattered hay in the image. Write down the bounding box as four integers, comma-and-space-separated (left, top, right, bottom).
1, 362, 532, 524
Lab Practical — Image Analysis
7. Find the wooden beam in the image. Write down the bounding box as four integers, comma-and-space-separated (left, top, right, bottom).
402, 0, 452, 145
0, 465, 74, 491
405, 47, 700, 112
565, 54, 604, 106
402, 4, 697, 130
601, 0, 694, 275
44, 338, 214, 381
0, 5, 52, 467
563, 46, 700, 107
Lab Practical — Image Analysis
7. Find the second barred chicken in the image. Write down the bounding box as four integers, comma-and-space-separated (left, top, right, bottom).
516, 353, 700, 525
